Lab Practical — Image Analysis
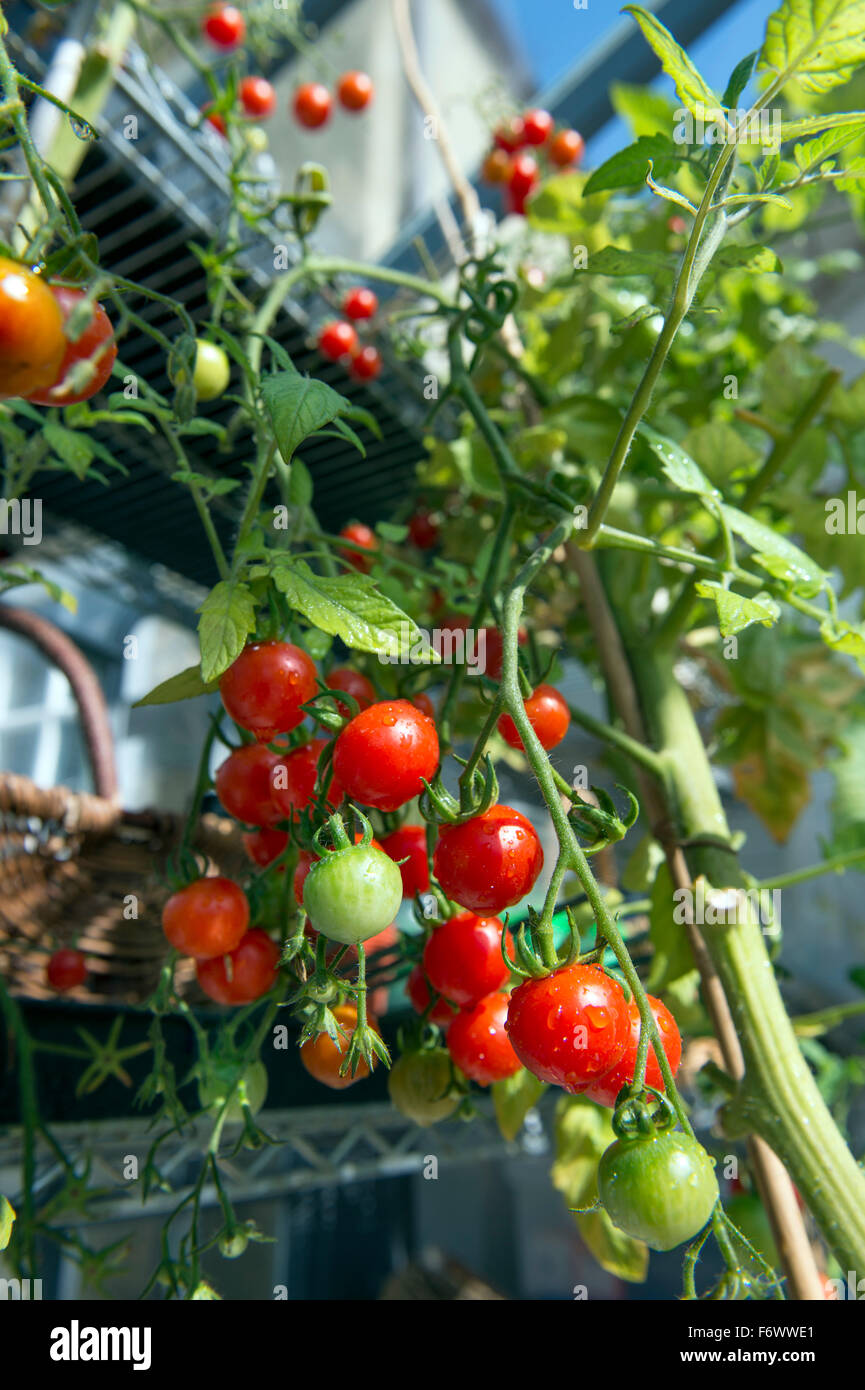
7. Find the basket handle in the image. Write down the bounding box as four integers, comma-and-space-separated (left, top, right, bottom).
0, 604, 118, 801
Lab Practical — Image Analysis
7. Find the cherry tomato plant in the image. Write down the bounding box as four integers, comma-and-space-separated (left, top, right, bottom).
1, 0, 865, 1304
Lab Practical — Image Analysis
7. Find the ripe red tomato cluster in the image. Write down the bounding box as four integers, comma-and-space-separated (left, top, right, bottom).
0, 258, 116, 404
161, 874, 280, 1005
317, 298, 383, 382
480, 108, 585, 215
293, 71, 374, 129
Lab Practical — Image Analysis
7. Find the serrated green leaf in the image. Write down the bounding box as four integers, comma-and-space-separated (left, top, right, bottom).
820, 619, 865, 675
0, 565, 77, 612
624, 6, 719, 119
492, 1069, 547, 1142
638, 422, 720, 497
610, 82, 678, 138
262, 558, 435, 661
584, 135, 686, 196
793, 120, 865, 172
775, 110, 865, 140
695, 582, 781, 635
133, 665, 218, 708
261, 370, 353, 464
198, 580, 257, 683
760, 0, 865, 95
720, 503, 828, 594
580, 245, 676, 278
712, 244, 783, 274
42, 421, 94, 478
722, 50, 759, 107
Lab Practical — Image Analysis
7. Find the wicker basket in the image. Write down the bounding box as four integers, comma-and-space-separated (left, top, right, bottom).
0, 604, 246, 1004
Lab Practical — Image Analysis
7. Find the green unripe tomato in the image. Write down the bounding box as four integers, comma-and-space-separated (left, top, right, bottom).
388, 1049, 459, 1127
198, 1060, 268, 1126
219, 1230, 249, 1259
191, 339, 230, 401
303, 842, 403, 944
598, 1129, 719, 1251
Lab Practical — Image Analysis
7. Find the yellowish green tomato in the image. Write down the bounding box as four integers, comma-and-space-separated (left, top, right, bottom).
192, 339, 231, 401
388, 1049, 459, 1127
198, 1060, 268, 1126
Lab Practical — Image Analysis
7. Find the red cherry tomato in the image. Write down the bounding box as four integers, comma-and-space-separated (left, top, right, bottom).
162, 876, 250, 960
497, 684, 571, 751
339, 520, 378, 572
548, 129, 585, 168
203, 4, 245, 49
337, 70, 374, 111
478, 624, 527, 680
410, 691, 436, 721
215, 744, 282, 827
493, 116, 526, 152
325, 666, 376, 716
434, 805, 543, 914
219, 641, 318, 743
242, 826, 289, 869
271, 737, 342, 820
509, 152, 539, 199
583, 995, 682, 1107
203, 105, 227, 136
408, 509, 439, 549
481, 148, 512, 184
667, 214, 688, 235
292, 831, 383, 905
333, 699, 439, 812
197, 928, 280, 1004
522, 108, 554, 146
506, 964, 630, 1093
349, 346, 382, 381
447, 992, 521, 1086
294, 82, 332, 129
343, 286, 378, 320
318, 320, 358, 361
27, 287, 116, 406
380, 823, 430, 897
239, 76, 276, 119
407, 964, 459, 1029
423, 911, 512, 1008
46, 947, 87, 991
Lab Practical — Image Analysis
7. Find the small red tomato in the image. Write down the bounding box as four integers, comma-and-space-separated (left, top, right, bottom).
325, 666, 376, 716
497, 684, 570, 752
215, 744, 282, 827
339, 520, 378, 572
242, 827, 289, 869
293, 831, 384, 905
583, 995, 682, 1107
509, 152, 539, 199
380, 824, 430, 897
480, 624, 527, 680
481, 148, 512, 184
667, 214, 688, 235
349, 345, 382, 381
27, 288, 117, 406
239, 76, 276, 119
271, 737, 343, 820
423, 911, 511, 1008
548, 129, 584, 168
410, 691, 436, 721
434, 805, 543, 915
407, 964, 459, 1030
46, 947, 87, 991
494, 116, 526, 152
343, 286, 378, 320
294, 82, 332, 129
506, 964, 631, 1093
202, 105, 227, 136
447, 992, 521, 1086
337, 70, 374, 111
219, 641, 318, 743
333, 699, 439, 812
162, 876, 250, 960
408, 509, 439, 549
197, 928, 280, 1004
203, 4, 245, 49
522, 108, 554, 146
318, 320, 358, 361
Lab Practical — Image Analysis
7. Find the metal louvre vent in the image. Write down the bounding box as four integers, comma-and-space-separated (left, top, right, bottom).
7, 17, 429, 588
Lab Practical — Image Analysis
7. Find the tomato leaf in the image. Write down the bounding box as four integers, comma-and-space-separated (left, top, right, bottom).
133, 665, 218, 708
584, 134, 686, 195
261, 370, 359, 463
694, 582, 781, 636
198, 580, 257, 683
492, 1069, 547, 1142
575, 1206, 650, 1284
624, 6, 719, 120
258, 558, 438, 661
760, 0, 865, 95
719, 503, 828, 595
638, 422, 720, 497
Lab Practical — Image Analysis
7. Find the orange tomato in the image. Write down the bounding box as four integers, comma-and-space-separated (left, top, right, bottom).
0, 258, 66, 398
300, 1004, 380, 1090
